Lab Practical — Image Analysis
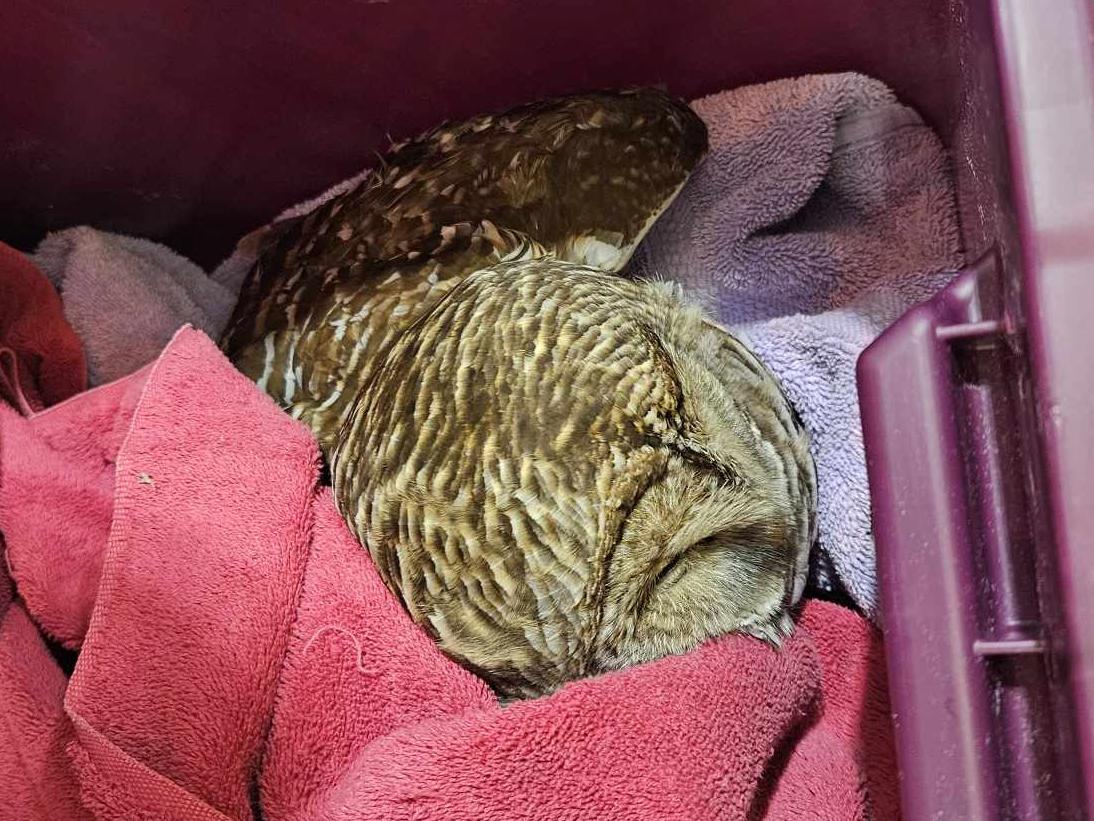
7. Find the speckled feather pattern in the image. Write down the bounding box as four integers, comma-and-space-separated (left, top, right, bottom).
334, 263, 816, 697
221, 88, 706, 445
220, 89, 817, 699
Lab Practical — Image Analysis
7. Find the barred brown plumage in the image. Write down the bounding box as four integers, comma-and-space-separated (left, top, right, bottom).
334, 261, 816, 699
220, 87, 707, 446
220, 88, 817, 699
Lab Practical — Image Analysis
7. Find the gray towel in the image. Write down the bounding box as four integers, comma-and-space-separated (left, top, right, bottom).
34, 227, 237, 386
632, 73, 964, 617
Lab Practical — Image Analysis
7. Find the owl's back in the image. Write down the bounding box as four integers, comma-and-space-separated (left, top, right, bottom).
220, 88, 708, 450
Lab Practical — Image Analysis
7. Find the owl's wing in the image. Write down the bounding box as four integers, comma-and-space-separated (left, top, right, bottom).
223, 215, 542, 348
230, 88, 704, 308
221, 222, 552, 450
223, 88, 707, 451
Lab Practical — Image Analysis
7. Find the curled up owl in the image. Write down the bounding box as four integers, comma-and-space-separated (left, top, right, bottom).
222, 88, 818, 700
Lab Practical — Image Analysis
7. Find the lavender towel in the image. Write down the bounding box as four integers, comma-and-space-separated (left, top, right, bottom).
33, 227, 237, 386
632, 73, 964, 617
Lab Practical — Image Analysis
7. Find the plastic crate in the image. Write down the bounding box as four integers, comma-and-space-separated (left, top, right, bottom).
857, 3, 1094, 819
2, 1, 1091, 818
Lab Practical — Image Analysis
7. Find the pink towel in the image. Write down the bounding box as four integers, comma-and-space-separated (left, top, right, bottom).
0, 328, 897, 820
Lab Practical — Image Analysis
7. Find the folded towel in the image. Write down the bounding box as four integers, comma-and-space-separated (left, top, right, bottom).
0, 327, 897, 820
33, 227, 237, 386
632, 73, 964, 615
0, 242, 86, 413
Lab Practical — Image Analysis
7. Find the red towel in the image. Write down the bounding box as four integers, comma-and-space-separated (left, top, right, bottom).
0, 327, 898, 820
0, 242, 86, 413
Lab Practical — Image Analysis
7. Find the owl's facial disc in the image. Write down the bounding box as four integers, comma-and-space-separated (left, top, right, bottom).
593, 459, 802, 674
588, 300, 816, 676
333, 262, 814, 701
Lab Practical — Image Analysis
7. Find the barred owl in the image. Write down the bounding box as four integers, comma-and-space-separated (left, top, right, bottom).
335, 261, 816, 699
222, 88, 817, 699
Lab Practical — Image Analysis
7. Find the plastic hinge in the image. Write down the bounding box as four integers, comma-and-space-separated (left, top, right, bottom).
861, 246, 1062, 820
973, 638, 1046, 656
932, 255, 1047, 662
936, 319, 1006, 342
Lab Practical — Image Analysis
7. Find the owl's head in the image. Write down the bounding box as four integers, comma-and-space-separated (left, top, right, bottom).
334, 262, 816, 700
589, 290, 817, 677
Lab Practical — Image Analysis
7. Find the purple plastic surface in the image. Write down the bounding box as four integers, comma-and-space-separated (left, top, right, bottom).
859, 1, 1094, 818
859, 263, 1000, 818
993, 1, 1094, 812
2, 0, 1092, 818
0, 0, 969, 268
859, 253, 1068, 820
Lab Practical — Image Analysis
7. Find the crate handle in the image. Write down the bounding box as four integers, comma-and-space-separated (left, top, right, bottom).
857, 250, 1006, 821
